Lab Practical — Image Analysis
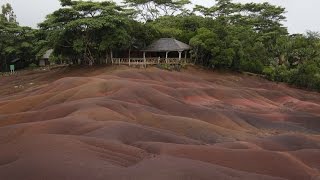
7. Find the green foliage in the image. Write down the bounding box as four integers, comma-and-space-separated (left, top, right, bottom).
157, 64, 182, 71
241, 59, 264, 74
1, 3, 16, 23
263, 61, 320, 91
190, 27, 218, 67
49, 54, 63, 64
0, 3, 37, 71
157, 64, 172, 71
39, 0, 137, 65
28, 63, 38, 69
125, 0, 190, 21
190, 0, 320, 91
150, 15, 204, 43
240, 42, 267, 73
263, 65, 290, 82
289, 61, 320, 90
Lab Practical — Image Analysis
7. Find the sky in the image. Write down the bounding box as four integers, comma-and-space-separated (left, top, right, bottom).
0, 0, 319, 34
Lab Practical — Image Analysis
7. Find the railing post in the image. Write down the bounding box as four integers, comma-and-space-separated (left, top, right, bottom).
184, 51, 187, 64
129, 49, 131, 66
178, 51, 182, 63
165, 51, 169, 64
143, 52, 146, 68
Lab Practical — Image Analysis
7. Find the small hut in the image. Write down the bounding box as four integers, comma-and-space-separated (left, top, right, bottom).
39, 49, 53, 66
10, 58, 22, 70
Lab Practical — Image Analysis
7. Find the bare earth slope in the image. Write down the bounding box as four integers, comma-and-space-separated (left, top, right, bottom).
0, 66, 319, 180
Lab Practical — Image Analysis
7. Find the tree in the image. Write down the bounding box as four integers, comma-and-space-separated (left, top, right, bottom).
149, 15, 205, 43
0, 3, 37, 71
1, 3, 17, 23
124, 0, 190, 21
191, 0, 288, 71
286, 32, 320, 65
190, 27, 218, 66
39, 0, 135, 65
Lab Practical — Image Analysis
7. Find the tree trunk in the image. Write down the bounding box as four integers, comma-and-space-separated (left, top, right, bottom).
279, 54, 285, 65
105, 50, 109, 64
4, 56, 8, 72
129, 48, 131, 66
110, 50, 113, 65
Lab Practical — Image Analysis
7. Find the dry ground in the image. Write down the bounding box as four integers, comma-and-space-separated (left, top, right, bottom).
0, 65, 319, 180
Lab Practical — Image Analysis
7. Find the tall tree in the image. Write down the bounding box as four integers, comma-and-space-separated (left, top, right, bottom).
0, 3, 36, 71
192, 0, 288, 70
1, 3, 17, 23
39, 0, 135, 65
124, 0, 190, 21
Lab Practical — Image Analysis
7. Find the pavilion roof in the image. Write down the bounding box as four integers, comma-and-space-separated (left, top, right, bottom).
143, 38, 191, 52
43, 49, 54, 59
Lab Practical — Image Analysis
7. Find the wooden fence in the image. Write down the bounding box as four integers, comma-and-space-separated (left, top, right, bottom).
112, 58, 191, 66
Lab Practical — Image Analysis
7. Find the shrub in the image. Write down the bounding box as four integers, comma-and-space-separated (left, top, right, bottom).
263, 65, 291, 83
29, 63, 38, 69
263, 66, 276, 81
241, 59, 264, 74
289, 61, 320, 90
274, 65, 290, 82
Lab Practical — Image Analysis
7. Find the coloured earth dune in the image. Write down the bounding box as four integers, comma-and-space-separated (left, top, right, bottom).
0, 66, 319, 180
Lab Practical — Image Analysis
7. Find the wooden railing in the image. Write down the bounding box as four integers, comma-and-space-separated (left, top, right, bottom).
112, 58, 191, 66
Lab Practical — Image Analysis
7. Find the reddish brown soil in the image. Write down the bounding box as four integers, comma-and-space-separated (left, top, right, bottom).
0, 66, 319, 180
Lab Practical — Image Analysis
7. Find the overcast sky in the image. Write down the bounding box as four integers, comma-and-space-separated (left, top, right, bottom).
1, 0, 319, 34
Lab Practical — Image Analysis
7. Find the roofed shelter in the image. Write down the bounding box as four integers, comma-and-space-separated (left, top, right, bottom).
39, 49, 53, 66
142, 38, 191, 65
111, 38, 192, 67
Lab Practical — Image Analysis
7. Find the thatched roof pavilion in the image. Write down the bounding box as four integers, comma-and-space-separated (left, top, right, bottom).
142, 38, 191, 65
111, 38, 192, 67
143, 38, 191, 52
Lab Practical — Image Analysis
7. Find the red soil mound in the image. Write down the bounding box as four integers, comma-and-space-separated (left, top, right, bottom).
0, 66, 319, 180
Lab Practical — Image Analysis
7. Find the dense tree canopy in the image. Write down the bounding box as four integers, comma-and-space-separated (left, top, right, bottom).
0, 3, 37, 71
1, 0, 320, 91
39, 1, 130, 64
125, 0, 191, 21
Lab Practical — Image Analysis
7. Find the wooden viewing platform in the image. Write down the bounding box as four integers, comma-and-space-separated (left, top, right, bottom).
111, 38, 192, 67
112, 58, 191, 66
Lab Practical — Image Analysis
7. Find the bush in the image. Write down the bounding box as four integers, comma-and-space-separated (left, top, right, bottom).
29, 63, 38, 69
213, 48, 235, 68
241, 59, 264, 74
263, 66, 276, 81
289, 61, 320, 90
156, 64, 183, 72
263, 65, 291, 82
274, 65, 290, 82
264, 61, 320, 91
157, 64, 172, 71
286, 68, 299, 84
